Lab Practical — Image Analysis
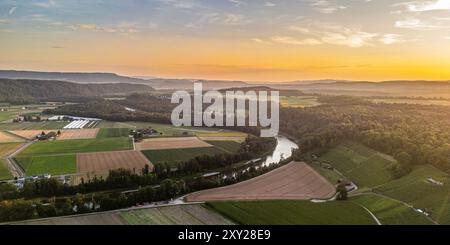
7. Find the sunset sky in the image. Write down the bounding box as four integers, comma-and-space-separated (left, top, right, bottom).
1, 0, 450, 82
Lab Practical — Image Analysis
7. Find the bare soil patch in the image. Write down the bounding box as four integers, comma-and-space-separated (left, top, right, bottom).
77, 150, 152, 174
186, 162, 336, 202
0, 131, 23, 143
9, 130, 46, 139
135, 137, 212, 150
58, 129, 99, 140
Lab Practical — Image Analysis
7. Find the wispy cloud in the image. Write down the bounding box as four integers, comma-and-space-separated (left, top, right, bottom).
0, 19, 11, 24
229, 0, 246, 7
379, 34, 406, 44
287, 22, 379, 47
69, 23, 139, 34
264, 2, 276, 7
395, 17, 445, 30
396, 0, 450, 12
309, 0, 347, 14
34, 0, 56, 8
271, 36, 322, 45
8, 6, 16, 15
158, 0, 201, 9
193, 12, 251, 26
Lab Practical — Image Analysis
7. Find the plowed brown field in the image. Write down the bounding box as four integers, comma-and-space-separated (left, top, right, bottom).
186, 162, 336, 202
58, 129, 99, 140
0, 131, 23, 143
77, 150, 152, 174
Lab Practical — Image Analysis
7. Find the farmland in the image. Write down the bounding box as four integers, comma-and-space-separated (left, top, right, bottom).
374, 165, 450, 224
350, 194, 434, 225
205, 141, 241, 154
9, 129, 99, 140
0, 131, 23, 143
58, 129, 99, 140
15, 154, 76, 176
0, 142, 23, 157
12, 204, 234, 225
135, 137, 212, 150
319, 142, 398, 188
0, 111, 15, 122
97, 128, 130, 138
0, 159, 12, 180
0, 121, 68, 130
97, 121, 222, 137
186, 162, 335, 202
207, 200, 376, 225
142, 147, 226, 165
77, 150, 151, 174
18, 137, 133, 157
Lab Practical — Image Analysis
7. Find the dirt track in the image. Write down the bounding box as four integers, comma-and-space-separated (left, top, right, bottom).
135, 137, 212, 150
77, 150, 152, 174
186, 162, 336, 202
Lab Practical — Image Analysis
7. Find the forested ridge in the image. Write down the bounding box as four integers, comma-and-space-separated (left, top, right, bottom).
281, 96, 450, 174
0, 79, 154, 103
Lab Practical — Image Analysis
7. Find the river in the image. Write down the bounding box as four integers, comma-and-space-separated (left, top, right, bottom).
260, 135, 299, 167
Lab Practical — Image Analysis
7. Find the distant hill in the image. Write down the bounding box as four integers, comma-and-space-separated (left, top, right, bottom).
147, 78, 249, 90
0, 70, 250, 90
0, 79, 154, 103
265, 80, 450, 98
0, 70, 146, 84
219, 86, 305, 96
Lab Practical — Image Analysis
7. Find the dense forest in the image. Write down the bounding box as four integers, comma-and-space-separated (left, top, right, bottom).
281, 96, 450, 174
46, 93, 174, 124
0, 79, 154, 103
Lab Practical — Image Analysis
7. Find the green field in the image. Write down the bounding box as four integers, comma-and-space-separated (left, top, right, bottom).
0, 142, 22, 157
142, 147, 227, 165
120, 205, 234, 225
13, 204, 234, 225
205, 141, 241, 154
0, 121, 68, 130
375, 165, 450, 224
0, 111, 15, 122
308, 162, 343, 185
351, 194, 434, 225
18, 137, 133, 157
319, 142, 398, 188
0, 159, 13, 180
207, 200, 377, 225
97, 121, 234, 137
97, 128, 130, 138
15, 154, 76, 176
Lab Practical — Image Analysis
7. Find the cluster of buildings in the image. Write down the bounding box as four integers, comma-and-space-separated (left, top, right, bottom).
130, 128, 159, 139
47, 115, 101, 129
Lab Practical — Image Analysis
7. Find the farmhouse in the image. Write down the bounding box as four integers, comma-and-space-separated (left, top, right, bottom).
36, 131, 58, 141
131, 128, 158, 139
